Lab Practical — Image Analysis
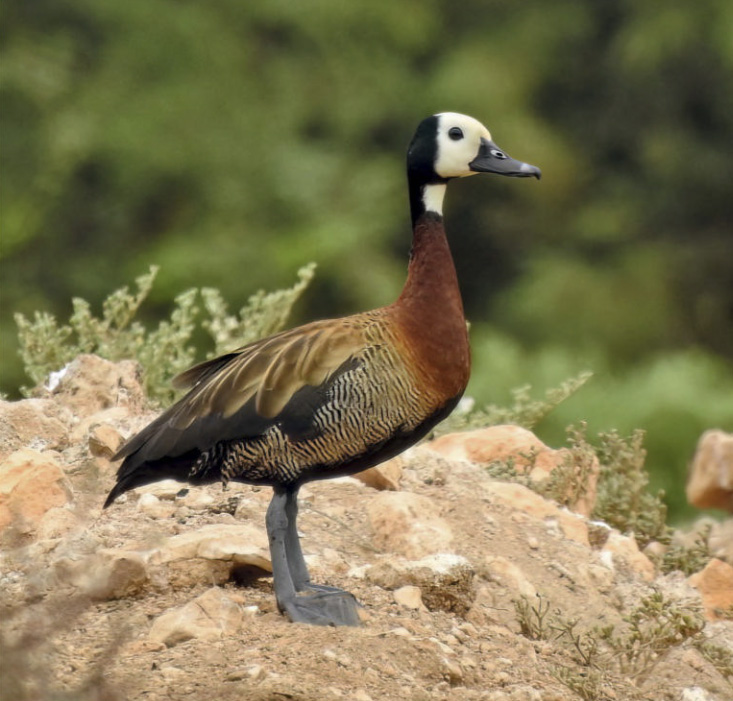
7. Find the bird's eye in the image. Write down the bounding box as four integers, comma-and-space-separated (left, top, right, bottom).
491, 149, 507, 159
448, 127, 464, 141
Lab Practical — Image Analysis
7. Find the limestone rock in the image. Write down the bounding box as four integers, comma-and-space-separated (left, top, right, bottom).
88, 424, 125, 459
51, 354, 145, 416
367, 492, 453, 558
366, 553, 474, 614
149, 523, 271, 588
137, 493, 176, 519
58, 549, 150, 599
687, 430, 733, 513
70, 406, 132, 446
36, 506, 79, 540
393, 585, 425, 610
485, 556, 536, 598
600, 532, 655, 582
354, 456, 403, 491
0, 449, 73, 542
482, 481, 589, 546
148, 587, 244, 646
0, 398, 71, 461
708, 518, 733, 564
134, 479, 189, 501
427, 425, 599, 516
688, 558, 733, 621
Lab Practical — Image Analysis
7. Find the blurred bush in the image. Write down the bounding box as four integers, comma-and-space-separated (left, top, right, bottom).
2, 0, 732, 520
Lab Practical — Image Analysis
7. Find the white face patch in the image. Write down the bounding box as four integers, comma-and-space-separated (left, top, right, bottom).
433, 112, 493, 179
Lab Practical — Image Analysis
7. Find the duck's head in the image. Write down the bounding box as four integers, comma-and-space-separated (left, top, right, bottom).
407, 112, 540, 223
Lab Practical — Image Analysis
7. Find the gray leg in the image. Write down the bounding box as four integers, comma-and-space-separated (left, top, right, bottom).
266, 487, 361, 626
283, 488, 349, 596
282, 487, 311, 590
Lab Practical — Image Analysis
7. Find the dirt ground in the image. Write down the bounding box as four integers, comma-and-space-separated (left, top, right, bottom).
1, 357, 732, 701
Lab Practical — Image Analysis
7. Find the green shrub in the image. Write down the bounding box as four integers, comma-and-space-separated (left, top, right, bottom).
591, 429, 670, 548
15, 264, 315, 404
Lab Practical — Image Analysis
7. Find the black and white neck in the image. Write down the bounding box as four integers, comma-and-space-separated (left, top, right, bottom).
409, 181, 447, 226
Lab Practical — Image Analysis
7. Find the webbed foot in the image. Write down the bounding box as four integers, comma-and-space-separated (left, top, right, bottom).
280, 588, 361, 626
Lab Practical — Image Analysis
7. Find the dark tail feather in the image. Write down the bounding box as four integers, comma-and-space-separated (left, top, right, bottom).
103, 452, 202, 508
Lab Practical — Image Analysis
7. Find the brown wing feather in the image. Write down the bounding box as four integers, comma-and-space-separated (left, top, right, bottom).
187, 321, 363, 422
117, 318, 367, 466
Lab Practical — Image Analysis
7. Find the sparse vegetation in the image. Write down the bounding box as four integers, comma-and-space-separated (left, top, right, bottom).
516, 590, 710, 699
447, 383, 672, 552
438, 371, 593, 434
696, 641, 733, 681
538, 422, 597, 509
201, 263, 316, 356
591, 429, 670, 549
514, 593, 552, 641
659, 524, 714, 576
14, 265, 315, 404
597, 590, 705, 681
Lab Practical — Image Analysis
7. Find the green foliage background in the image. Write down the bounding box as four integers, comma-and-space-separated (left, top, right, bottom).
2, 0, 732, 521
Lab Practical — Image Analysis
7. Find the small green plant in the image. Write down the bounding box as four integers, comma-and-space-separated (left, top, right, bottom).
552, 615, 601, 667
484, 453, 533, 486
442, 375, 669, 550
537, 422, 597, 508
695, 640, 733, 680
201, 262, 316, 356
437, 370, 593, 434
550, 665, 610, 701
15, 266, 198, 403
514, 593, 552, 640
517, 590, 708, 698
591, 430, 670, 548
14, 264, 315, 404
658, 524, 713, 576
597, 590, 705, 682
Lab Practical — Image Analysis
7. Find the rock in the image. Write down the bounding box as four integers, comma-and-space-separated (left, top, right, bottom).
51, 354, 145, 416
0, 398, 71, 461
137, 493, 176, 519
393, 585, 425, 610
485, 556, 536, 598
58, 524, 272, 598
708, 518, 733, 564
680, 686, 720, 701
0, 449, 73, 543
69, 406, 132, 445
687, 430, 733, 512
36, 506, 79, 540
366, 553, 475, 614
367, 492, 453, 558
688, 558, 733, 621
58, 549, 150, 599
88, 424, 125, 459
600, 532, 656, 582
354, 456, 403, 491
427, 425, 599, 516
482, 482, 589, 546
175, 489, 216, 510
135, 479, 189, 501
149, 523, 271, 588
148, 587, 244, 646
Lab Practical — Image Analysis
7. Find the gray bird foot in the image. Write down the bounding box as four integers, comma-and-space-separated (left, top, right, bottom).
281, 588, 361, 626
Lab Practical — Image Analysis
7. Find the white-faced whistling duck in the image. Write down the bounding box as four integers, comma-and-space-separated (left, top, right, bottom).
104, 113, 541, 626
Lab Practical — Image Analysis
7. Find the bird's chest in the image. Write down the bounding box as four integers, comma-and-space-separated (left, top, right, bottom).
392, 298, 471, 402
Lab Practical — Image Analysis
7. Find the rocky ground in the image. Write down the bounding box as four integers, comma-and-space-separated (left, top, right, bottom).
1, 355, 732, 701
